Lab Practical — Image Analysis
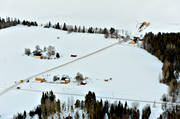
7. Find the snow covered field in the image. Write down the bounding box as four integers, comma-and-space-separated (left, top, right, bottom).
0, 0, 180, 118
0, 26, 167, 118
0, 25, 115, 90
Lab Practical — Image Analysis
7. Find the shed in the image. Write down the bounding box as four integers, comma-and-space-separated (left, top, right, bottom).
35, 78, 45, 82
65, 78, 70, 83
71, 54, 77, 57
104, 79, 109, 82
34, 56, 43, 59
60, 80, 69, 84
81, 81, 87, 85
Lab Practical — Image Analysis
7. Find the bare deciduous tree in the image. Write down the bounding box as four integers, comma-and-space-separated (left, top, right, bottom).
25, 48, 31, 56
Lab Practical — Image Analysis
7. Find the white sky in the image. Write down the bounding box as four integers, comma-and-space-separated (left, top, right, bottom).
0, 0, 180, 30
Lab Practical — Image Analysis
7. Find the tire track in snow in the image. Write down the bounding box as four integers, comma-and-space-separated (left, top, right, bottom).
0, 40, 122, 97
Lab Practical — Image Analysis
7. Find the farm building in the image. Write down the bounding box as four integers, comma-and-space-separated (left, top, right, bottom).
34, 56, 43, 59
65, 78, 70, 83
60, 79, 70, 84
104, 79, 109, 82
60, 75, 70, 84
71, 54, 77, 57
35, 78, 45, 82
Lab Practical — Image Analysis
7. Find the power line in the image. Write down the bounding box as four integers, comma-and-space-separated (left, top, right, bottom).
16, 88, 180, 106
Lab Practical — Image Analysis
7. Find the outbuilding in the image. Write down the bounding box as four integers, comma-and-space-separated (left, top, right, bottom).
35, 78, 45, 82
81, 81, 87, 85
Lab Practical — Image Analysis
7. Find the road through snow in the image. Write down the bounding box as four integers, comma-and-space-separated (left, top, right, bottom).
0, 40, 122, 97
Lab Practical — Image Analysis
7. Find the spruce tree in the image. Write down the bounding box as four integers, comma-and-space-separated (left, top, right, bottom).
74, 25, 77, 32
56, 23, 60, 29
78, 26, 81, 32
56, 52, 60, 58
62, 23, 67, 31
82, 26, 86, 33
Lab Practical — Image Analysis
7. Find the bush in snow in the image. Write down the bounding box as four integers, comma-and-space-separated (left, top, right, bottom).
53, 75, 60, 81
43, 46, 47, 52
75, 72, 84, 85
25, 45, 61, 60
110, 27, 115, 35
35, 45, 41, 51
47, 45, 55, 58
75, 72, 83, 81
24, 48, 31, 56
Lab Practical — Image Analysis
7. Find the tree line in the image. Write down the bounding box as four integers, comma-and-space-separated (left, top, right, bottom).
13, 91, 153, 119
44, 21, 119, 38
158, 105, 180, 119
0, 17, 38, 29
143, 32, 180, 83
83, 91, 141, 119
0, 17, 120, 38
0, 17, 20, 29
142, 31, 180, 119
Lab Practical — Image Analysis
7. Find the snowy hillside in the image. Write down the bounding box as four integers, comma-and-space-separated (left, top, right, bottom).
0, 26, 167, 118
0, 25, 115, 91
0, 0, 180, 118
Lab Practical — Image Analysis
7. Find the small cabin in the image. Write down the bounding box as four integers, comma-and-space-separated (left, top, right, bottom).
104, 79, 109, 82
60, 80, 70, 84
34, 56, 43, 59
60, 76, 70, 84
71, 54, 77, 57
65, 78, 70, 83
81, 81, 87, 85
61, 75, 69, 81
35, 78, 45, 82
60, 80, 67, 84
